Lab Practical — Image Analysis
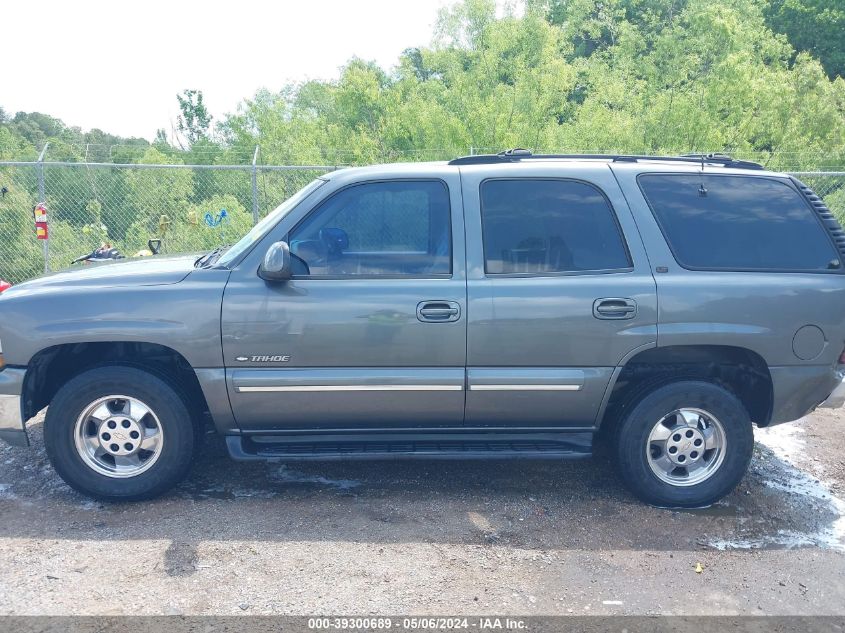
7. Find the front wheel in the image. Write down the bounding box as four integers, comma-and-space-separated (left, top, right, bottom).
44, 366, 196, 501
615, 380, 753, 507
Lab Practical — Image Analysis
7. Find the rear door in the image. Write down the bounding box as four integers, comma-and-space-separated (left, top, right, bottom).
222, 172, 467, 431
460, 163, 657, 428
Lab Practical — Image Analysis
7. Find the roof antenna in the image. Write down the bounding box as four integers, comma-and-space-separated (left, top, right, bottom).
698, 153, 708, 197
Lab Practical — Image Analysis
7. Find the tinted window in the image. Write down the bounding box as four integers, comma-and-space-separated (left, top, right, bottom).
289, 180, 451, 276
480, 179, 631, 274
639, 175, 839, 271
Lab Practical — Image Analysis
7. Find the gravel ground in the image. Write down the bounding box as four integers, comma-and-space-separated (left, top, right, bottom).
0, 409, 843, 616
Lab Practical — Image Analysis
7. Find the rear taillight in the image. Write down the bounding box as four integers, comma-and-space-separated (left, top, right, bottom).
838, 347, 845, 365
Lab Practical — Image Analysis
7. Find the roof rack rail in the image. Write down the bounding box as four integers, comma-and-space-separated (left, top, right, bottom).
676, 153, 764, 170
448, 149, 764, 170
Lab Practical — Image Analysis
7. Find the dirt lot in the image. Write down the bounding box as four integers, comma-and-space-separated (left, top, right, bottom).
0, 408, 843, 616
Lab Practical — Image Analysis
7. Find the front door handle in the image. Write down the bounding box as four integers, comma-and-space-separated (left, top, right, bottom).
417, 301, 461, 323
593, 298, 637, 320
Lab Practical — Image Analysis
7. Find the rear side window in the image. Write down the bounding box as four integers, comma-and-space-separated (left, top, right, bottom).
479, 179, 631, 274
638, 174, 840, 272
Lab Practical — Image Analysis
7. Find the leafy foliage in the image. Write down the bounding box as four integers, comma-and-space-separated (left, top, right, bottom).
176, 89, 213, 147
219, 0, 845, 170
764, 0, 845, 79
2, 0, 845, 283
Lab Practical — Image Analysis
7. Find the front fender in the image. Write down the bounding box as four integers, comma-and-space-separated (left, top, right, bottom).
0, 269, 229, 369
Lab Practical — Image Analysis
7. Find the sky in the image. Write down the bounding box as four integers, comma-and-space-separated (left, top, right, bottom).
2, 0, 453, 141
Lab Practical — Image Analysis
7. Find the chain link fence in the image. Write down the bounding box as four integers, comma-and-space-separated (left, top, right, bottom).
1, 157, 844, 284
0, 160, 336, 283
790, 172, 845, 217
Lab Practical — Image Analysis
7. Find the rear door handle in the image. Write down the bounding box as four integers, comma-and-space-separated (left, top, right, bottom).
593, 298, 637, 320
417, 301, 461, 323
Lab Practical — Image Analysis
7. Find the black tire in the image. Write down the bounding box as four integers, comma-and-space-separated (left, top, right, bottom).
44, 366, 196, 501
615, 380, 753, 508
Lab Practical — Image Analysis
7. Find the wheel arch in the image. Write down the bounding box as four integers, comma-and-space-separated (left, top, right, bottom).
598, 344, 773, 434
22, 341, 210, 426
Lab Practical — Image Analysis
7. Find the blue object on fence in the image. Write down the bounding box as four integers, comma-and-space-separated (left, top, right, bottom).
204, 209, 228, 228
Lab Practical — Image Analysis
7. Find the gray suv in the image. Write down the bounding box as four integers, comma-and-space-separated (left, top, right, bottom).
2, 151, 844, 507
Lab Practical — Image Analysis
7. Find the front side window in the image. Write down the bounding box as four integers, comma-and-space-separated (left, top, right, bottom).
289, 180, 451, 276
480, 179, 631, 274
638, 174, 840, 271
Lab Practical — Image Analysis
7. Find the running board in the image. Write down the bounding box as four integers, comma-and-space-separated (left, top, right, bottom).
226, 434, 592, 462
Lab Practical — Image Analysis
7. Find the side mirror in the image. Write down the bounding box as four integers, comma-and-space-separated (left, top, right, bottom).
258, 241, 292, 282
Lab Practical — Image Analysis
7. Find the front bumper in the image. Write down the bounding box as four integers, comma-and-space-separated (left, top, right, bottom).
819, 368, 845, 409
0, 368, 27, 447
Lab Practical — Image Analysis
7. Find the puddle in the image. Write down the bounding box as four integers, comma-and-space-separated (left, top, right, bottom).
707, 423, 845, 551
176, 464, 362, 500
269, 465, 362, 490
178, 482, 278, 500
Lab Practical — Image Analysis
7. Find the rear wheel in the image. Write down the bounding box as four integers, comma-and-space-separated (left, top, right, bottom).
615, 380, 753, 507
45, 366, 196, 501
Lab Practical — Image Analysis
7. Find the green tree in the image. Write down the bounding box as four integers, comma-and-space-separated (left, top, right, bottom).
176, 89, 213, 147
4, 0, 845, 283
123, 147, 194, 242
0, 180, 42, 282
765, 0, 845, 79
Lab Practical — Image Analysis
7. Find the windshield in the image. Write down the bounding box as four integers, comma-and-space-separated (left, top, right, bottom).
216, 178, 327, 267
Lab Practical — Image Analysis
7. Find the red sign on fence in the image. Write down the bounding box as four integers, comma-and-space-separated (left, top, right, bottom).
33, 202, 48, 240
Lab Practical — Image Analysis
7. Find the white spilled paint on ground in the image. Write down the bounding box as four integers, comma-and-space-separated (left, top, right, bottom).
0, 483, 15, 499
756, 423, 807, 462
709, 530, 817, 551
710, 422, 845, 551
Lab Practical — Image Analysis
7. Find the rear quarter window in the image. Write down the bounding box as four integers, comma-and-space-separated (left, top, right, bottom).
638, 174, 841, 272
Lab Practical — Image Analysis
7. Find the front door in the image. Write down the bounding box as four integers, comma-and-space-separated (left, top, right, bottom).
460, 163, 657, 428
222, 176, 467, 431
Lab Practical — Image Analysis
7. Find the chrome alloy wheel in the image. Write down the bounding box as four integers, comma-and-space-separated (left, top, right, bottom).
646, 407, 726, 487
73, 396, 164, 478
